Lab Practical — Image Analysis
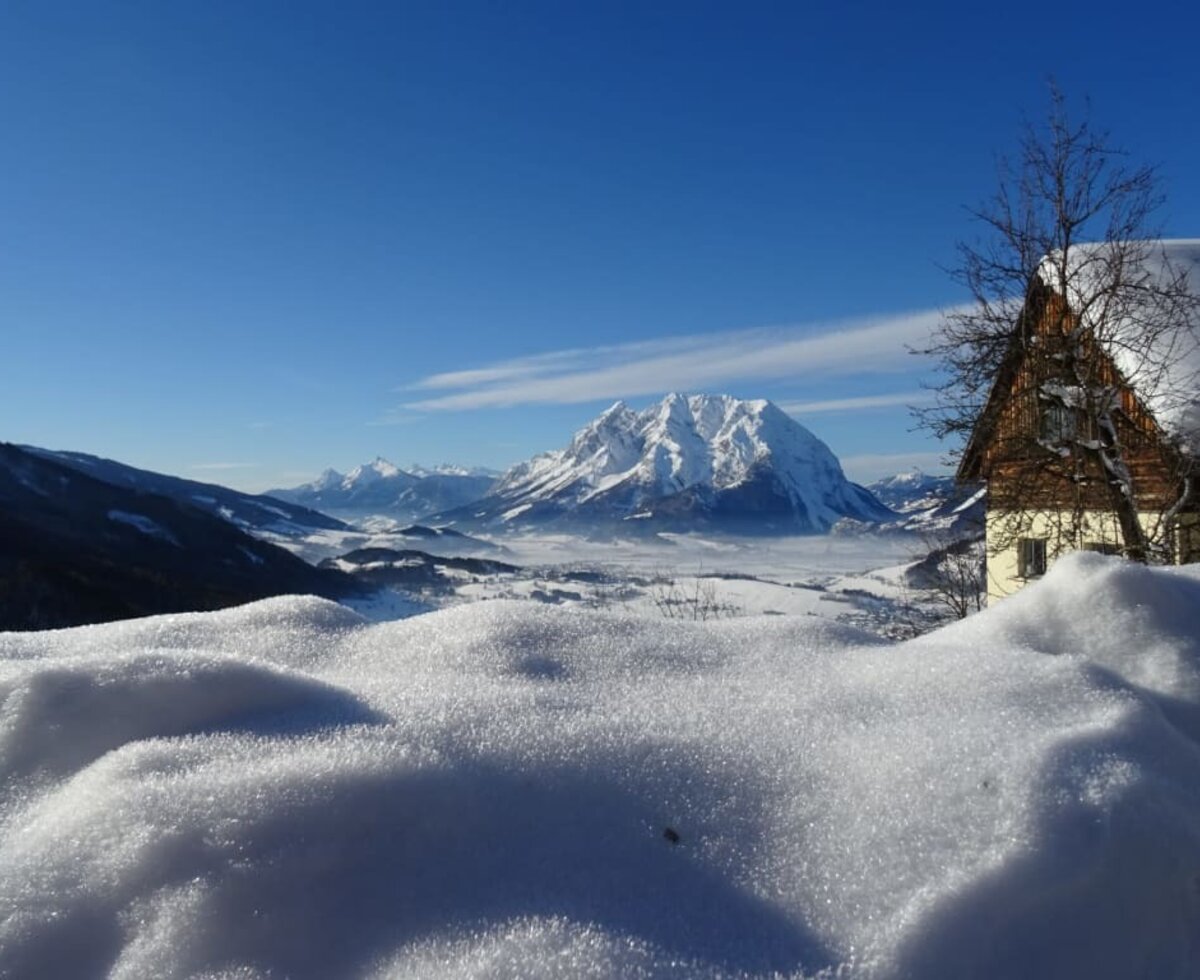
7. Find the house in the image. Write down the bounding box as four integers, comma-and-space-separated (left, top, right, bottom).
957, 239, 1200, 603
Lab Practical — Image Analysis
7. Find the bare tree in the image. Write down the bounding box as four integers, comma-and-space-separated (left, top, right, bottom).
910, 533, 986, 620
649, 573, 740, 620
919, 87, 1200, 564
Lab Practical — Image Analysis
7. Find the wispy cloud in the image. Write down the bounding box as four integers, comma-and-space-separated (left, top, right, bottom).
402, 308, 944, 412
780, 391, 932, 416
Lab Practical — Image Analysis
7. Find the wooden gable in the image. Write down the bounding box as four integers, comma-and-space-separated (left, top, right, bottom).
957, 279, 1188, 513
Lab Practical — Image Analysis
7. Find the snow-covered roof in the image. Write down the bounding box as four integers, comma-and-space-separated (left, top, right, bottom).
1036, 239, 1200, 452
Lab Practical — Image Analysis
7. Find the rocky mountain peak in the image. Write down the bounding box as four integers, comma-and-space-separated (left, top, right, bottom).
444, 393, 893, 533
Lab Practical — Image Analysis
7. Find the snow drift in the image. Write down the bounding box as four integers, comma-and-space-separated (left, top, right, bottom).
1, 553, 1199, 978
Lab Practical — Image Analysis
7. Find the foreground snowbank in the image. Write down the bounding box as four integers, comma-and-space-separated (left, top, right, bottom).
1, 553, 1198, 978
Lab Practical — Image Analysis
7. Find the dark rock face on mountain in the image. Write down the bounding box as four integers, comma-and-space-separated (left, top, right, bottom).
25, 447, 348, 535
0, 443, 362, 631
431, 394, 894, 535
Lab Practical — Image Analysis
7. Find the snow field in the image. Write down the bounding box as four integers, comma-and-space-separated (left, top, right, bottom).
0, 553, 1198, 977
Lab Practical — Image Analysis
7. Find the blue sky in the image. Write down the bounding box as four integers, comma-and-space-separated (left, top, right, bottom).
3, 1, 1199, 492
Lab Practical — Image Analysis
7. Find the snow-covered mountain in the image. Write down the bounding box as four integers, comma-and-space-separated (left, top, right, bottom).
834, 469, 985, 538
270, 458, 496, 522
433, 394, 894, 534
866, 470, 957, 513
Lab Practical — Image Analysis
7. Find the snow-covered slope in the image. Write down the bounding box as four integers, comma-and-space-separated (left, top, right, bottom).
23, 446, 348, 535
437, 394, 892, 533
1, 553, 1198, 977
271, 458, 496, 522
0, 443, 361, 629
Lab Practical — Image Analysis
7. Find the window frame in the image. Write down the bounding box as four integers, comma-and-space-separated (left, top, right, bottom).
1018, 537, 1048, 578
1039, 401, 1078, 445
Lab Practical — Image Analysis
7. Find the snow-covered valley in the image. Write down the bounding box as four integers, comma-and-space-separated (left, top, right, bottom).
1, 553, 1198, 978
266, 525, 943, 639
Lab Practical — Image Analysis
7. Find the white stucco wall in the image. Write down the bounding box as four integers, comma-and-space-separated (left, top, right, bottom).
985, 509, 1200, 603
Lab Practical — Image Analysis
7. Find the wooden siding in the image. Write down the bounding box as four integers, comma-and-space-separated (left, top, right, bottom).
972, 288, 1191, 514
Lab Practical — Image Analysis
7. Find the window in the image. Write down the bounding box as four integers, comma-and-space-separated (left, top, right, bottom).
1039, 402, 1077, 444
1018, 538, 1047, 578
1178, 523, 1200, 565
1083, 541, 1120, 556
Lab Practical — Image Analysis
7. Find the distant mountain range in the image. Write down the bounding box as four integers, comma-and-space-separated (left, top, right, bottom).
858, 470, 985, 537
429, 393, 895, 534
865, 470, 956, 512
269, 460, 497, 522
0, 443, 361, 630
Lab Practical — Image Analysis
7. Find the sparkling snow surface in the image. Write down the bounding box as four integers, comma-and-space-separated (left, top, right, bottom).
2, 554, 1199, 978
